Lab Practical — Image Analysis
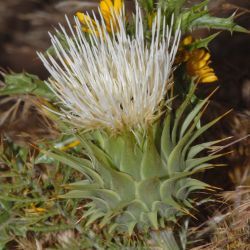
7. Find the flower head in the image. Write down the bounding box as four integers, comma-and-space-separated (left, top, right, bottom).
186, 49, 218, 83
177, 36, 218, 83
38, 5, 181, 132
76, 0, 123, 33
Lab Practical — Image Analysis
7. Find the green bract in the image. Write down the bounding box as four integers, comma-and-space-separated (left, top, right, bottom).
47, 85, 225, 235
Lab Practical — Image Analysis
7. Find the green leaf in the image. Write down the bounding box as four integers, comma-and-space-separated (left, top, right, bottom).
1, 73, 55, 100
161, 114, 173, 168
182, 110, 231, 159
141, 129, 165, 179
186, 153, 224, 170
180, 98, 207, 139
64, 181, 100, 190
0, 211, 10, 226
137, 178, 161, 208
147, 211, 159, 230
191, 14, 249, 33
86, 210, 105, 227
160, 179, 188, 213
61, 189, 121, 209
189, 32, 220, 50
126, 200, 149, 219
27, 224, 75, 232
119, 134, 142, 181
167, 131, 192, 174
176, 178, 209, 200
44, 150, 104, 186
159, 0, 187, 16
187, 139, 223, 159
138, 0, 154, 12
108, 169, 136, 202
171, 83, 196, 144
177, 0, 209, 32
126, 221, 137, 236
151, 229, 181, 250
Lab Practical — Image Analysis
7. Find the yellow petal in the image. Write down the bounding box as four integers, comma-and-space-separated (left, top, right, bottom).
187, 59, 207, 72
191, 49, 206, 60
100, 0, 113, 25
114, 0, 123, 13
182, 36, 193, 46
202, 52, 211, 62
100, 0, 113, 15
104, 0, 113, 8
76, 12, 85, 23
200, 74, 218, 83
76, 12, 97, 27
197, 66, 214, 75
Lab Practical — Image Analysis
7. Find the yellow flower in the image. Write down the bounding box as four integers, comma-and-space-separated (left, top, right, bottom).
76, 0, 123, 34
181, 35, 193, 46
186, 49, 218, 83
177, 36, 218, 83
175, 36, 193, 64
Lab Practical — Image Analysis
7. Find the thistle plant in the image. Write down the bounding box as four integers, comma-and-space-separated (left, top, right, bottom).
0, 0, 248, 248
37, 0, 227, 239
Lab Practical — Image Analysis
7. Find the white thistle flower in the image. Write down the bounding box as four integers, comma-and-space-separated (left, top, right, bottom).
38, 4, 181, 132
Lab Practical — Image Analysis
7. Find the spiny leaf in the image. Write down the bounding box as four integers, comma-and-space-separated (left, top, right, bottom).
64, 181, 100, 190
189, 32, 220, 50
86, 211, 105, 227
160, 179, 188, 214
191, 14, 249, 33
161, 114, 173, 168
186, 153, 224, 170
119, 134, 142, 181
1, 73, 54, 100
127, 221, 137, 236
187, 139, 225, 159
137, 178, 161, 208
180, 99, 206, 138
176, 178, 209, 200
147, 211, 159, 230
141, 129, 165, 179
44, 150, 104, 186
60, 189, 121, 209
171, 83, 196, 144
182, 110, 232, 158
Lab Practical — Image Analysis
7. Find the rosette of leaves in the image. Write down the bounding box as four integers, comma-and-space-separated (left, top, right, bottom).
46, 85, 227, 236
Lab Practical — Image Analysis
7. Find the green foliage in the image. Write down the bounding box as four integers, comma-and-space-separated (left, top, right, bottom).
0, 140, 155, 249
158, 0, 186, 17
138, 0, 155, 13
156, 0, 248, 34
190, 13, 249, 33
188, 32, 220, 50
0, 73, 54, 100
0, 141, 80, 248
